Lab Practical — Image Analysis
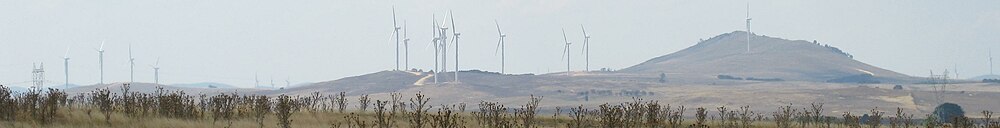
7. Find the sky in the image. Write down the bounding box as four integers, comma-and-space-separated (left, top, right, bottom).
1, 0, 999, 88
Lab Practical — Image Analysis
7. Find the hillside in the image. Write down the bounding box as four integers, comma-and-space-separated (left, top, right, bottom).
621, 31, 917, 83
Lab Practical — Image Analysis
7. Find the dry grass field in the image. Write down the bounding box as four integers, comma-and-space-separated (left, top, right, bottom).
3, 84, 1000, 128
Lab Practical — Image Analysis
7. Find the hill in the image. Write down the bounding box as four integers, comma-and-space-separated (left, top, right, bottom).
620, 31, 917, 83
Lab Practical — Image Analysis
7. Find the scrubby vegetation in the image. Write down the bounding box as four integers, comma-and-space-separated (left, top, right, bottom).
0, 84, 996, 128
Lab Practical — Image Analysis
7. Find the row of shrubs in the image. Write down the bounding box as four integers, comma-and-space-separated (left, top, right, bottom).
0, 84, 998, 128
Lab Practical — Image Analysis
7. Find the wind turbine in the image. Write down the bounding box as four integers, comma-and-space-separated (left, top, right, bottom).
561, 28, 572, 73
254, 72, 260, 88
580, 25, 591, 72
129, 43, 135, 83
494, 20, 507, 74
96, 41, 105, 85
390, 6, 401, 71
991, 49, 994, 75
284, 77, 290, 89
151, 58, 160, 86
430, 14, 440, 84
745, 2, 752, 54
449, 10, 460, 82
438, 12, 450, 74
403, 21, 410, 71
64, 45, 71, 89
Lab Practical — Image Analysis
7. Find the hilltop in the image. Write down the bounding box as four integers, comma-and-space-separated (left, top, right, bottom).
621, 31, 917, 83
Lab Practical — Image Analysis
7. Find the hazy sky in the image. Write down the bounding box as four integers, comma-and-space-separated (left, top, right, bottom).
2, 0, 999, 87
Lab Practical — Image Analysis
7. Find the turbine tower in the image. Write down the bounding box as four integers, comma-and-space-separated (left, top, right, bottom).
991, 49, 994, 75
391, 7, 401, 71
431, 14, 440, 84
561, 28, 572, 73
403, 21, 410, 70
129, 43, 135, 83
438, 13, 450, 74
745, 2, 752, 54
254, 72, 260, 88
494, 20, 507, 74
581, 25, 591, 71
96, 41, 105, 85
64, 46, 71, 89
152, 58, 160, 86
449, 10, 461, 82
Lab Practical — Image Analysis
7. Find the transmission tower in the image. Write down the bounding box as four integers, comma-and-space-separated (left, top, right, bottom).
32, 63, 45, 92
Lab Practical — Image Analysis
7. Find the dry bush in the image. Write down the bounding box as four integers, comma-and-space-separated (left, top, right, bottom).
692, 107, 707, 128
90, 88, 113, 124
474, 101, 512, 127
358, 94, 370, 112
568, 105, 589, 127
408, 92, 431, 128
334, 92, 348, 113
430, 104, 462, 128
0, 85, 13, 121
868, 108, 884, 128
514, 95, 542, 128
842, 112, 861, 128
274, 94, 294, 128
373, 100, 393, 128
665, 104, 685, 128
598, 103, 624, 127
773, 104, 794, 128
737, 105, 756, 128
810, 102, 824, 127
983, 111, 999, 128
250, 95, 270, 128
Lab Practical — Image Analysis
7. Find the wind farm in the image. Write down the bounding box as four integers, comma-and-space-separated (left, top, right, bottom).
1, 1, 999, 127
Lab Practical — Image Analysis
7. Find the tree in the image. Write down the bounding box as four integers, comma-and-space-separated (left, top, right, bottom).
932, 103, 965, 123
659, 73, 667, 83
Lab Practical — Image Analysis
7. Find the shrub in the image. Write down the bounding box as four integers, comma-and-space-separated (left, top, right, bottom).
932, 103, 965, 123
275, 95, 294, 128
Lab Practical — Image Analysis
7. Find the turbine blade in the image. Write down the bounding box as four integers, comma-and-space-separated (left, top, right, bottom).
561, 45, 568, 61
440, 11, 449, 30
64, 46, 71, 58
155, 57, 160, 67
99, 40, 105, 50
388, 31, 397, 46
495, 20, 502, 36
392, 6, 397, 27
562, 28, 568, 44
449, 10, 456, 33
495, 38, 502, 55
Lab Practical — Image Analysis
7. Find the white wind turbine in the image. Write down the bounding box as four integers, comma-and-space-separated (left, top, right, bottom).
449, 10, 461, 82
580, 25, 591, 72
990, 49, 994, 75
494, 20, 507, 74
390, 7, 402, 71
438, 12, 450, 74
64, 45, 71, 89
129, 43, 135, 83
430, 14, 440, 83
745, 2, 752, 54
403, 21, 411, 70
254, 72, 260, 88
151, 58, 160, 86
95, 41, 105, 85
561, 28, 572, 73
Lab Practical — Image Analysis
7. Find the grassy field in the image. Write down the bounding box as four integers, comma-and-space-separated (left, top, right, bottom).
0, 85, 995, 128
